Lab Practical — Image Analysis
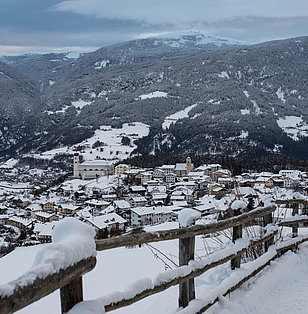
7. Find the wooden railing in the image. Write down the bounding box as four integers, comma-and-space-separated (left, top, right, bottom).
1, 203, 308, 314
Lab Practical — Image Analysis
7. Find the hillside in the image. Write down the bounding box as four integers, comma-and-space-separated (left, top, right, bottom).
1, 33, 308, 160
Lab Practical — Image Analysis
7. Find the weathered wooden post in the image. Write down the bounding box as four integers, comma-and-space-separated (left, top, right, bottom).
231, 201, 244, 270
178, 208, 198, 308
60, 276, 83, 313
179, 236, 195, 307
292, 202, 299, 238
263, 212, 274, 252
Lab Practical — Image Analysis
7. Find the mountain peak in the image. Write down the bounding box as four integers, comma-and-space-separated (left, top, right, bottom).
147, 31, 248, 48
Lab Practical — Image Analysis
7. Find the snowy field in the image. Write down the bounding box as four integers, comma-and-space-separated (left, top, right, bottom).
277, 116, 308, 141
29, 122, 150, 161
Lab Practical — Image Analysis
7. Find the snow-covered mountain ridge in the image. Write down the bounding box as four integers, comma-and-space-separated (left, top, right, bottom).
1, 34, 308, 160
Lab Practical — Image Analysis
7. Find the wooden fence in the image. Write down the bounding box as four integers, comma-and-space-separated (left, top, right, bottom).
1, 202, 308, 314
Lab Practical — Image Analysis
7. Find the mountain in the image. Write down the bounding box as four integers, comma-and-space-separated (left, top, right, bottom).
0, 33, 308, 160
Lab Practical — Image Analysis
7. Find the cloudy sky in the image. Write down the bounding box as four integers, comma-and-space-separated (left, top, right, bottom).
1, 0, 308, 55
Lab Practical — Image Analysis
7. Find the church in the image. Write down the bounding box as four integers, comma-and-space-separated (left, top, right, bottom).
73, 153, 114, 179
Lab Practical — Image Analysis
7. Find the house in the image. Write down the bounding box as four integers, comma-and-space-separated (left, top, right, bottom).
164, 173, 176, 184
160, 165, 175, 174
113, 200, 131, 223
85, 213, 126, 238
34, 222, 56, 243
8, 217, 33, 229
130, 196, 148, 207
0, 214, 9, 225
211, 169, 232, 182
193, 204, 216, 216
115, 164, 131, 175
152, 168, 165, 179
136, 171, 152, 185
41, 201, 54, 212
33, 211, 59, 223
129, 186, 146, 195
171, 188, 194, 203
130, 206, 174, 226
151, 193, 168, 205
58, 204, 82, 216
85, 199, 110, 210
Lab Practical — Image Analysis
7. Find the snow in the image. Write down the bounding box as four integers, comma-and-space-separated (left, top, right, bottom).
231, 200, 247, 211
162, 104, 197, 130
276, 87, 286, 103
0, 158, 18, 169
277, 116, 308, 141
136, 91, 168, 100
217, 71, 230, 79
0, 218, 96, 297
240, 109, 250, 115
206, 243, 308, 314
251, 100, 261, 115
93, 60, 109, 69
243, 90, 250, 98
30, 122, 150, 162
71, 99, 93, 110
178, 208, 201, 227
239, 130, 248, 139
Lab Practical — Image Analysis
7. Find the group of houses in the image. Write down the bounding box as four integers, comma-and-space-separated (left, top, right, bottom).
1, 155, 308, 246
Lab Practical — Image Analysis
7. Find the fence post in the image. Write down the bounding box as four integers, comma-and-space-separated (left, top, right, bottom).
292, 202, 299, 238
231, 209, 242, 270
179, 236, 195, 308
263, 212, 274, 252
60, 276, 83, 313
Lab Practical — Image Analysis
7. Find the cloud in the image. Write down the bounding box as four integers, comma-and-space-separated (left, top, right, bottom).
53, 0, 308, 26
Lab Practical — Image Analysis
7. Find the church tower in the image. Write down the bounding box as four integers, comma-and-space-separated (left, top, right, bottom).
186, 157, 192, 174
73, 153, 80, 177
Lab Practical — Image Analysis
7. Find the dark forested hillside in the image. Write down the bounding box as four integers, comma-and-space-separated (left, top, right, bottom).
1, 33, 308, 159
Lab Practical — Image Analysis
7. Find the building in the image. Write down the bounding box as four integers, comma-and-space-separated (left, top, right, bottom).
85, 213, 126, 238
58, 204, 81, 216
175, 158, 194, 177
73, 153, 114, 179
130, 206, 174, 226
115, 164, 131, 175
33, 211, 59, 223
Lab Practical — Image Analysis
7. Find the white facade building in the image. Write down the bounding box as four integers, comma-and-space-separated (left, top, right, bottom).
73, 153, 114, 179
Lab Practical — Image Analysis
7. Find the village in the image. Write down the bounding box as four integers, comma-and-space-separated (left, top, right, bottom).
0, 153, 307, 254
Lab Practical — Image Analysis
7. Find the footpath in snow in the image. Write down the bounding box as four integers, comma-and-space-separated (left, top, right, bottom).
207, 243, 308, 314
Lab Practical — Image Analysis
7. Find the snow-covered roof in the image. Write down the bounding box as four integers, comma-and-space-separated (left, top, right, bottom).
113, 200, 131, 209
34, 211, 57, 219
130, 186, 146, 192
80, 160, 113, 166
85, 199, 110, 206
86, 213, 126, 229
175, 163, 186, 171
131, 206, 174, 216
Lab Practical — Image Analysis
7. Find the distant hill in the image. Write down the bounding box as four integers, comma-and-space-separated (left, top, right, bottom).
0, 33, 308, 160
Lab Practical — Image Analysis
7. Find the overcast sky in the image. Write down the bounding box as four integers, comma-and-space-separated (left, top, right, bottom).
1, 0, 308, 55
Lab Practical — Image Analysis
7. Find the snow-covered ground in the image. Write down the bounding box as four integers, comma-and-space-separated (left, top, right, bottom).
162, 104, 197, 130
277, 116, 308, 141
135, 91, 168, 100
30, 122, 150, 161
1, 221, 308, 314
207, 243, 308, 314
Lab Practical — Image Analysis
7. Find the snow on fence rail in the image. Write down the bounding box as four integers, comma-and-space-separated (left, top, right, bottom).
95, 206, 276, 251
2, 204, 307, 314
89, 230, 278, 313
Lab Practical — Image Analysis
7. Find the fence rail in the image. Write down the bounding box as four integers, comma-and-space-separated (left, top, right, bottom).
1, 202, 308, 314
